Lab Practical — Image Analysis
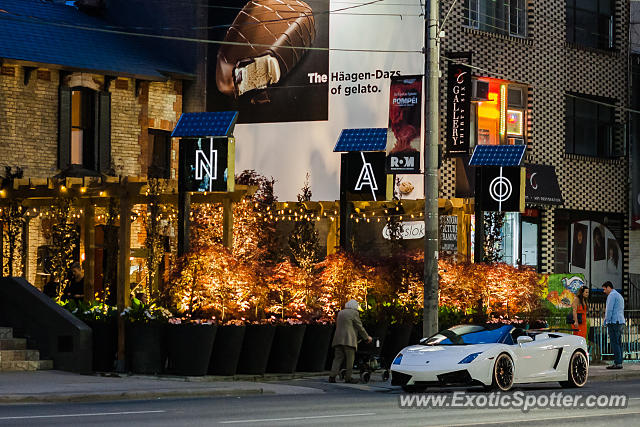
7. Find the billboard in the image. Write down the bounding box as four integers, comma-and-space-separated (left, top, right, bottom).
207, 1, 425, 200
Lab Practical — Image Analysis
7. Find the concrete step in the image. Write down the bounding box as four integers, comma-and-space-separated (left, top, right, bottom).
0, 349, 40, 362
37, 360, 54, 370
0, 327, 12, 339
0, 338, 26, 350
0, 360, 39, 371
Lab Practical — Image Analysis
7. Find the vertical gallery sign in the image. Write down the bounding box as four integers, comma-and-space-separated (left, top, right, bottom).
446, 63, 471, 156
386, 75, 422, 174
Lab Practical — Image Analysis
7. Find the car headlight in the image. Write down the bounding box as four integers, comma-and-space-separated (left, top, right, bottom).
392, 353, 403, 365
458, 352, 482, 364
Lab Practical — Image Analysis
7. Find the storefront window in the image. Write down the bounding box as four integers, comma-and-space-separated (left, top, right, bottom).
473, 79, 527, 147
498, 212, 519, 266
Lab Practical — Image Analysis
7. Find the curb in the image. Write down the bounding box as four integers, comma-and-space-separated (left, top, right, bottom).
123, 371, 330, 383
589, 372, 640, 383
0, 388, 271, 404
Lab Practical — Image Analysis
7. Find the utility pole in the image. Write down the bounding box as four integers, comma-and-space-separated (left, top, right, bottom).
423, 0, 440, 338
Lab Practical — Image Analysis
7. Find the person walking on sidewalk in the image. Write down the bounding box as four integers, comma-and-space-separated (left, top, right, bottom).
603, 281, 625, 369
571, 286, 589, 339
329, 299, 372, 384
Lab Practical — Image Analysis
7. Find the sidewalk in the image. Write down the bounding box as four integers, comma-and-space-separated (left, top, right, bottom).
0, 370, 324, 404
589, 362, 640, 382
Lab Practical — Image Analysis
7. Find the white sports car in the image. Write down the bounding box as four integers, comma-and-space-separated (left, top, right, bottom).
390, 324, 588, 392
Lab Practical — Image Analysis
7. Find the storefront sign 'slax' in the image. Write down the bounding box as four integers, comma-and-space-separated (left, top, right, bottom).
355, 152, 378, 201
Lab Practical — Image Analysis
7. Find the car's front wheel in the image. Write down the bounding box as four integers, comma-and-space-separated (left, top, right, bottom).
560, 350, 588, 388
490, 353, 514, 391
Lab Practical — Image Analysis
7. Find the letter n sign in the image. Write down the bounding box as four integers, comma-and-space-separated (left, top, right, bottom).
180, 137, 234, 192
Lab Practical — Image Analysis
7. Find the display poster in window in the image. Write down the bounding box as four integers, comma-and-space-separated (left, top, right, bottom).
180, 137, 230, 193
476, 166, 525, 212
385, 75, 422, 174
446, 63, 471, 156
346, 151, 387, 201
569, 219, 623, 290
439, 215, 458, 254
633, 119, 640, 229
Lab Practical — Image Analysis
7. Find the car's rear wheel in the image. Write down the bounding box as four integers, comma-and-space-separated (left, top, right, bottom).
560, 350, 588, 388
491, 353, 514, 391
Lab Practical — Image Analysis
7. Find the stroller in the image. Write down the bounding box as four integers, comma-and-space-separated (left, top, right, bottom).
340, 337, 390, 383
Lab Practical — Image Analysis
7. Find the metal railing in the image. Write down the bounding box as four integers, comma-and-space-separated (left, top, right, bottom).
546, 309, 640, 361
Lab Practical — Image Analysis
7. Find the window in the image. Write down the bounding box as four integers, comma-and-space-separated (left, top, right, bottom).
148, 130, 171, 179
566, 0, 614, 49
472, 78, 527, 146
464, 0, 526, 37
71, 89, 95, 169
58, 86, 111, 172
565, 94, 615, 158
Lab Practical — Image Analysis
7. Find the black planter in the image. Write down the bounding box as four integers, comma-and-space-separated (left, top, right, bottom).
266, 324, 307, 373
126, 323, 166, 374
236, 324, 276, 375
297, 323, 334, 372
166, 323, 217, 376
325, 327, 336, 370
87, 319, 118, 372
208, 325, 246, 376
381, 324, 413, 368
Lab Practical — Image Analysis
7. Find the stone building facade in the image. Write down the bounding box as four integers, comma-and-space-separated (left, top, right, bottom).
438, 1, 630, 294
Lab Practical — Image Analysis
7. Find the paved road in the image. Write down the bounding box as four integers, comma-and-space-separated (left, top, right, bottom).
1, 379, 639, 427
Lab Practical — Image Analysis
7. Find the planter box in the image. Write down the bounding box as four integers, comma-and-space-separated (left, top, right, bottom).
297, 323, 333, 372
87, 319, 117, 372
267, 324, 307, 373
126, 323, 166, 375
209, 325, 246, 375
236, 324, 276, 375
166, 323, 217, 376
380, 324, 413, 368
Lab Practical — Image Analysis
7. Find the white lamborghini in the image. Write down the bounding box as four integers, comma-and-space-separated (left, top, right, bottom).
390, 324, 588, 392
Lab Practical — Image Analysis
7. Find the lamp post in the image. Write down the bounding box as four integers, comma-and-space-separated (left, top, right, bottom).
423, 0, 440, 338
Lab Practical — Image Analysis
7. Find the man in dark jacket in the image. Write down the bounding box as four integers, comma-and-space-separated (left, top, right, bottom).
62, 262, 85, 303
329, 299, 372, 384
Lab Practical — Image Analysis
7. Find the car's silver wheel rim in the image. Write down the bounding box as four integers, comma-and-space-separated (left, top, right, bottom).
571, 352, 588, 386
495, 355, 514, 390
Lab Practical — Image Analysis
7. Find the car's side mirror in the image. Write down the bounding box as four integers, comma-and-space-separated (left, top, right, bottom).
517, 336, 534, 344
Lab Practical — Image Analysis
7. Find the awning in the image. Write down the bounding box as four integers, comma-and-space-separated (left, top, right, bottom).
525, 164, 563, 205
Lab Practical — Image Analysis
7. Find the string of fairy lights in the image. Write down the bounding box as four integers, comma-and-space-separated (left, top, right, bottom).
1, 188, 424, 225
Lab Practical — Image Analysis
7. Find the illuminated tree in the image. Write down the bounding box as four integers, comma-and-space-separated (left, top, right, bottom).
266, 260, 308, 319
0, 167, 26, 277
317, 251, 372, 317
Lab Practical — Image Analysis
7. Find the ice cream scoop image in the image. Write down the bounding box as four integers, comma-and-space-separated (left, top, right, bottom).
398, 180, 414, 195
216, 0, 316, 97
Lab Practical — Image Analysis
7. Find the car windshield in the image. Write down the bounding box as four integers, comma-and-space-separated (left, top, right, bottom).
421, 324, 513, 346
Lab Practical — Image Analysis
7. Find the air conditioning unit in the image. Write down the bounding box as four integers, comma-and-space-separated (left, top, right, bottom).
508, 137, 525, 145
472, 80, 490, 101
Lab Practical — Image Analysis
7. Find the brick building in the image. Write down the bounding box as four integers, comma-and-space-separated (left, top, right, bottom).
0, 0, 187, 292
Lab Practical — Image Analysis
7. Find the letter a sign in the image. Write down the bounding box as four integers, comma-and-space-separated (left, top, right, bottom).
355, 152, 378, 200
347, 151, 386, 201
